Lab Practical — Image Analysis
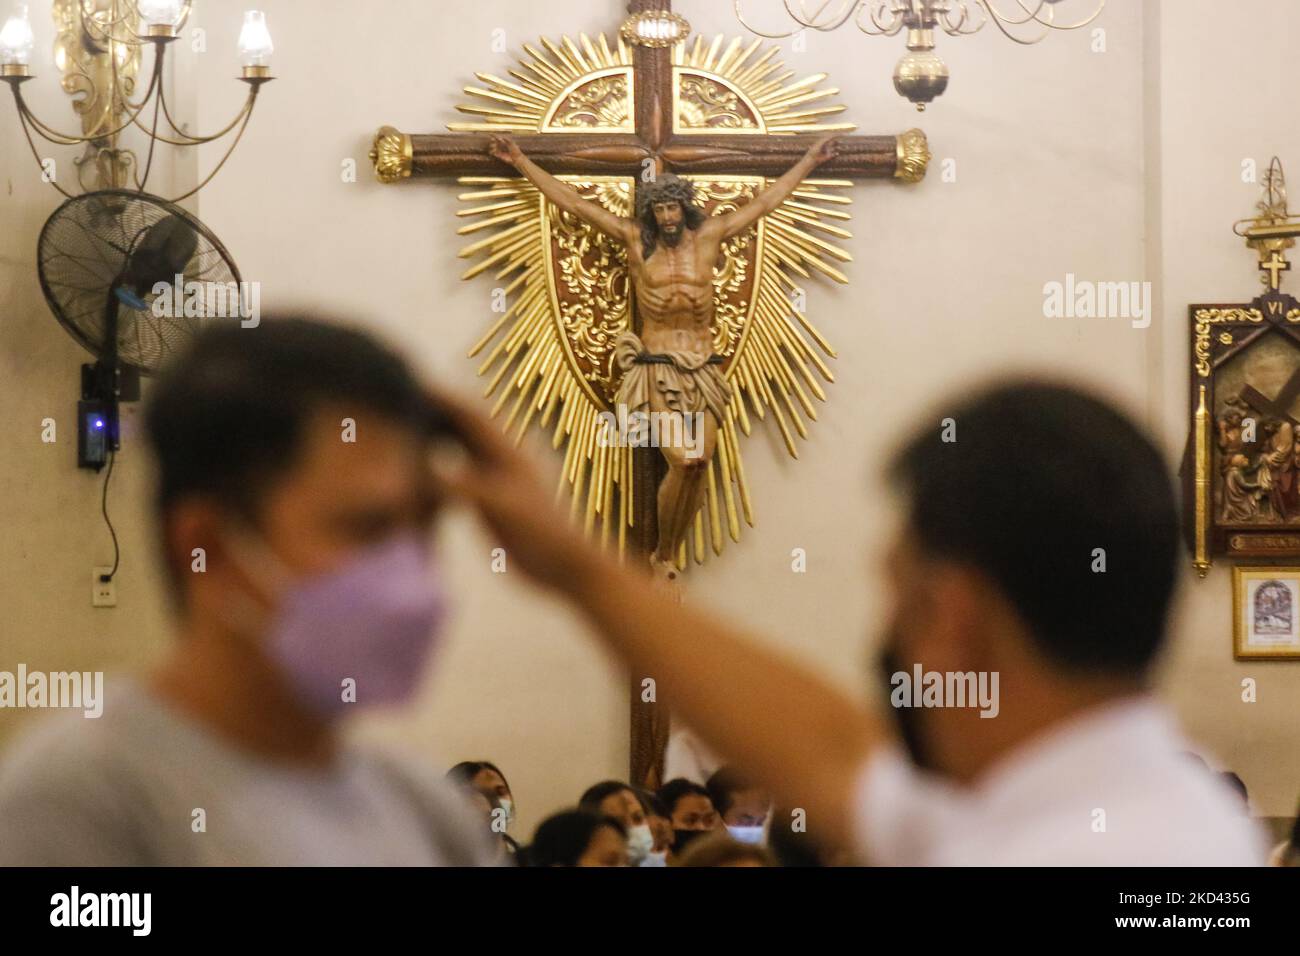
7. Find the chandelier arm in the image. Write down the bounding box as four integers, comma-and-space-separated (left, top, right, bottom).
854, 0, 907, 36
979, 2, 1055, 44
1064, 0, 1106, 30
79, 2, 153, 46
937, 0, 988, 35
16, 108, 76, 198
157, 78, 255, 143
1017, 0, 1105, 30
790, 0, 864, 31
133, 67, 166, 191
121, 42, 162, 111
985, 0, 1104, 32
19, 53, 163, 145
130, 94, 251, 146
163, 89, 260, 205
732, 0, 806, 38
10, 89, 83, 145
989, 0, 1052, 26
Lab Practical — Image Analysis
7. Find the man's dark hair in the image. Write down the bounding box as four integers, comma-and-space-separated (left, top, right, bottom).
888, 381, 1179, 676
635, 173, 706, 259
525, 810, 626, 868
577, 780, 634, 814
656, 777, 712, 817
705, 766, 757, 818
146, 315, 436, 526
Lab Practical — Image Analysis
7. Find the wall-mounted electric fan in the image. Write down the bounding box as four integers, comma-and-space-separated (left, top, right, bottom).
36, 188, 242, 470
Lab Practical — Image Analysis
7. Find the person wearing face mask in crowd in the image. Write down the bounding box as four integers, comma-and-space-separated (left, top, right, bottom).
577, 780, 657, 866
461, 791, 514, 866
706, 767, 771, 846
447, 760, 520, 860
0, 317, 498, 866
449, 768, 517, 865
635, 788, 674, 867
657, 778, 720, 862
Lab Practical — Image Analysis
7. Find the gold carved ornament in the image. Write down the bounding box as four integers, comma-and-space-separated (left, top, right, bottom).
52, 0, 146, 191
1193, 308, 1262, 378
451, 31, 856, 568
1191, 309, 1263, 576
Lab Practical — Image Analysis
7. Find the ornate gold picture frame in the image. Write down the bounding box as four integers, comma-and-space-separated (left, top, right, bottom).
1232, 566, 1300, 659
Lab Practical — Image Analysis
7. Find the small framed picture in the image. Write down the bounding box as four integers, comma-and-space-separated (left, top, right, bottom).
1233, 567, 1300, 659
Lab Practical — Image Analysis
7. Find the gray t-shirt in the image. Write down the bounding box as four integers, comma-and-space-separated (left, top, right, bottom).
0, 677, 497, 866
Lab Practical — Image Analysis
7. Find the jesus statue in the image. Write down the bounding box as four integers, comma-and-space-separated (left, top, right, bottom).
487, 133, 839, 579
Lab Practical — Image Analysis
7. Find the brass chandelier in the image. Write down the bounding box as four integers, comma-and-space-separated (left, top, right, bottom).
734, 0, 1106, 110
0, 0, 274, 199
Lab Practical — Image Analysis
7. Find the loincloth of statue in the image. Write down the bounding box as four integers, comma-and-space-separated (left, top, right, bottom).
612, 330, 733, 425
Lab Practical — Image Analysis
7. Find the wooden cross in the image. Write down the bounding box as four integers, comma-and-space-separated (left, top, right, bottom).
1241, 367, 1300, 429
369, 0, 927, 791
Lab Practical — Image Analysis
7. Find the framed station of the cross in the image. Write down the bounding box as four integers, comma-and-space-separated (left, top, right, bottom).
1186, 290, 1300, 574
1184, 155, 1300, 577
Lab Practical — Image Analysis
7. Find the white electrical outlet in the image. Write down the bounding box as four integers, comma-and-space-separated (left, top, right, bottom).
92, 567, 117, 608
116, 403, 140, 460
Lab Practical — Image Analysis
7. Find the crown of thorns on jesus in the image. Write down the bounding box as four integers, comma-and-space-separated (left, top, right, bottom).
635, 174, 705, 221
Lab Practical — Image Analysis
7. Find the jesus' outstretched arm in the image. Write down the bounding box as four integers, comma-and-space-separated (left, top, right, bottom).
705, 133, 839, 241
488, 134, 632, 244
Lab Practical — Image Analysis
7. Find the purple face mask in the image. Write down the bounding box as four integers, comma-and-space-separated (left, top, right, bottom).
231, 531, 448, 717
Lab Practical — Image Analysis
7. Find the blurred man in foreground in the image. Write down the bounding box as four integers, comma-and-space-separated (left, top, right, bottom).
0, 318, 494, 865
438, 381, 1267, 865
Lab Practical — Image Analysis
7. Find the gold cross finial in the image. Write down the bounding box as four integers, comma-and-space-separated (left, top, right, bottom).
1261, 249, 1291, 291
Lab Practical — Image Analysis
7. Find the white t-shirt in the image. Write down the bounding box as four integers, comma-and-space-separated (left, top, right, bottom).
851, 697, 1268, 866
664, 727, 723, 785
0, 676, 497, 866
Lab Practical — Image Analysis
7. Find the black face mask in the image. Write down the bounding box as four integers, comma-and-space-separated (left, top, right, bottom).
671, 828, 710, 854
876, 629, 934, 771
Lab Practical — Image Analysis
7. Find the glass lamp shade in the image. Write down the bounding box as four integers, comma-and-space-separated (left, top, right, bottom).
237, 10, 273, 67
0, 3, 34, 66
136, 0, 184, 28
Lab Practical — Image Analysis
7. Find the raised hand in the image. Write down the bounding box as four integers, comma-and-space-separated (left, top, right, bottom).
487, 134, 524, 169
426, 387, 611, 595
807, 132, 839, 167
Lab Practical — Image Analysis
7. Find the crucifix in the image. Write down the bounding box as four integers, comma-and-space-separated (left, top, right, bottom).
1261, 250, 1292, 292
369, 0, 928, 789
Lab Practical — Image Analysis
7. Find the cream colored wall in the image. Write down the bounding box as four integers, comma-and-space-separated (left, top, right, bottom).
0, 6, 179, 738
1149, 0, 1300, 821
0, 0, 1295, 838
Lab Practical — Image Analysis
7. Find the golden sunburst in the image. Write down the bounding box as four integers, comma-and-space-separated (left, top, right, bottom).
453, 33, 855, 569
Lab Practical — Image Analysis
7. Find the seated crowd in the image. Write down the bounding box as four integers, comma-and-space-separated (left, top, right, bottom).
447, 758, 1300, 868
